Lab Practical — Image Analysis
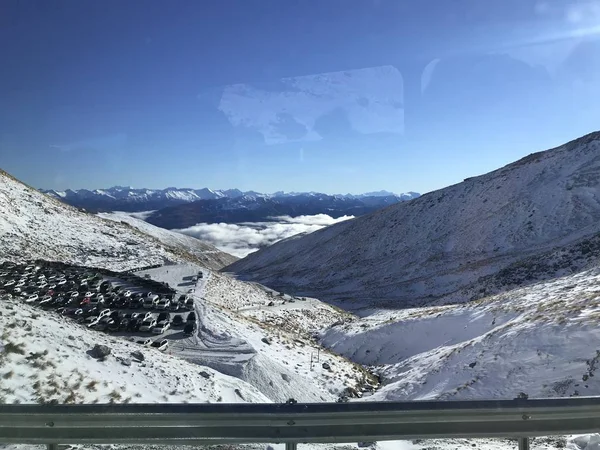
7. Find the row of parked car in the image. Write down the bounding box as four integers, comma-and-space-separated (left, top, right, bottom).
69, 308, 197, 336
0, 261, 195, 350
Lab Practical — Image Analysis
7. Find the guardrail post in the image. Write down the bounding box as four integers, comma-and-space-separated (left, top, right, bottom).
518, 437, 530, 450
47, 444, 58, 450
286, 442, 298, 450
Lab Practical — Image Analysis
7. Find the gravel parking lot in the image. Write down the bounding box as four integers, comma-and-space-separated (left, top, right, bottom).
0, 260, 202, 352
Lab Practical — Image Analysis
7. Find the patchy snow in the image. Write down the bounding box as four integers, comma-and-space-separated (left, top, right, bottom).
0, 294, 270, 405
321, 265, 600, 402
0, 169, 233, 271
134, 265, 373, 403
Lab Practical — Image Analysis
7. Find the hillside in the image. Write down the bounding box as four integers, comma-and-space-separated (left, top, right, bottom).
320, 264, 600, 402
0, 293, 269, 404
0, 169, 234, 271
134, 264, 375, 403
98, 211, 238, 267
228, 131, 600, 308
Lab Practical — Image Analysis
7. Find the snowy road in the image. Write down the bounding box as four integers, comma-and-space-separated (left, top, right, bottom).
136, 265, 257, 376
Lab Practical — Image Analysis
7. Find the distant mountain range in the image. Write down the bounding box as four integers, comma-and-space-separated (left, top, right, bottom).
145, 193, 417, 228
40, 187, 420, 226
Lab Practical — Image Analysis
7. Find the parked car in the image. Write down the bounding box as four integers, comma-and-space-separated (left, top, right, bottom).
169, 300, 180, 312
93, 317, 114, 331
113, 298, 127, 308
39, 295, 53, 306
172, 315, 184, 327
82, 307, 99, 318
151, 339, 168, 351
139, 319, 157, 332
109, 310, 122, 320
183, 322, 197, 336
157, 312, 170, 323
152, 322, 170, 334
89, 295, 104, 306
25, 294, 38, 303
185, 299, 194, 309
85, 315, 100, 327
61, 307, 79, 316
127, 319, 142, 332
187, 312, 196, 322
142, 297, 157, 309
98, 308, 111, 318
123, 290, 132, 297
156, 298, 170, 310
137, 338, 152, 347
69, 291, 79, 298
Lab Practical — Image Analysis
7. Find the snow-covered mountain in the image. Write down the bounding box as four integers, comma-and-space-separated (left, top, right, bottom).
41, 185, 420, 214
227, 131, 600, 308
0, 169, 235, 271
42, 186, 227, 211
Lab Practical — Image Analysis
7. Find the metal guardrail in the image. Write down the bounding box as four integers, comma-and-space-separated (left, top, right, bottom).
1, 398, 600, 450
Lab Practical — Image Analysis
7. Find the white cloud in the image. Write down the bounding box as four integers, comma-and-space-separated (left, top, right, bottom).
123, 210, 156, 220
174, 214, 354, 258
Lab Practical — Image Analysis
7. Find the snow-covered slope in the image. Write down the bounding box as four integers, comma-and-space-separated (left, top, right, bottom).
0, 293, 269, 404
99, 211, 237, 268
321, 265, 600, 401
135, 264, 375, 403
0, 169, 233, 271
228, 131, 600, 308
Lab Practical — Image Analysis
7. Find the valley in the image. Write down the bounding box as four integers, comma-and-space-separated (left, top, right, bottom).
4, 133, 600, 450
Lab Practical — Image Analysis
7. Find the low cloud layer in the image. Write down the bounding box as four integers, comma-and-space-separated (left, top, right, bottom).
175, 214, 354, 258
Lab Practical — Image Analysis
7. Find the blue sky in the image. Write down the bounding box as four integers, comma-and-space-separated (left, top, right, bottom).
1, 0, 600, 195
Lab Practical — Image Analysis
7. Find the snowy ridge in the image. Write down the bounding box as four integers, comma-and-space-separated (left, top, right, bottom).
0, 169, 234, 271
42, 186, 418, 202
98, 211, 238, 268
228, 131, 600, 308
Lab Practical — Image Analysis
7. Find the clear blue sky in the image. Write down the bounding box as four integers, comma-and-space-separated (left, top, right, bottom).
1, 0, 600, 195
